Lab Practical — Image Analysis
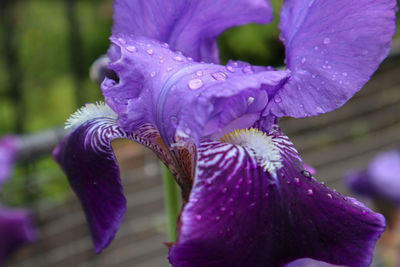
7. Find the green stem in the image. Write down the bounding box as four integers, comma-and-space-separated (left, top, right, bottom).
162, 164, 181, 242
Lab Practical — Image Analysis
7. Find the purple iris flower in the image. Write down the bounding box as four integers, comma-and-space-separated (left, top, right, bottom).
346, 148, 400, 206
53, 0, 397, 266
0, 206, 37, 266
0, 136, 20, 188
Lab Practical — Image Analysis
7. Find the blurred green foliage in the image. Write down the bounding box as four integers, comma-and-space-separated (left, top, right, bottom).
0, 0, 399, 206
0, 0, 113, 205
218, 0, 284, 66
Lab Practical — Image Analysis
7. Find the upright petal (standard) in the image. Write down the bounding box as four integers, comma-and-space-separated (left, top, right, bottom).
269, 0, 397, 118
112, 0, 273, 63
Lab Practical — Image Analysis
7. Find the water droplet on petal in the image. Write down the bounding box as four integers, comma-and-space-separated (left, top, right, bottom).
294, 177, 301, 187
196, 70, 203, 76
220, 206, 226, 212
103, 79, 117, 88
173, 56, 184, 62
146, 49, 154, 55
301, 170, 312, 179
327, 193, 333, 199
187, 57, 193, 61
323, 37, 331, 44
150, 71, 156, 77
195, 214, 202, 221
274, 95, 282, 103
126, 45, 137, 52
242, 66, 253, 74
215, 216, 220, 220
161, 42, 169, 48
226, 66, 235, 72
362, 210, 367, 215
316, 106, 324, 113
247, 97, 255, 105
188, 78, 203, 90
117, 37, 126, 44
167, 67, 173, 72
170, 116, 178, 126
211, 71, 227, 81
306, 189, 314, 196
342, 72, 348, 77
301, 57, 306, 64
222, 187, 228, 193
314, 46, 319, 50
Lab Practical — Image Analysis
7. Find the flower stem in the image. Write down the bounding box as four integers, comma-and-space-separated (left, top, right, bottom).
162, 164, 180, 242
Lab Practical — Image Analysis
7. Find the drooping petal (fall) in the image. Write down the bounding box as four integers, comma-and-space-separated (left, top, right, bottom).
0, 207, 37, 266
102, 35, 288, 148
170, 129, 385, 267
112, 0, 273, 63
53, 103, 172, 253
346, 148, 400, 206
269, 0, 397, 118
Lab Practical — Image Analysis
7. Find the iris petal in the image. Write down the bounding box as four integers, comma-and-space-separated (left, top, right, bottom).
103, 35, 289, 149
112, 0, 273, 63
269, 0, 397, 118
170, 130, 385, 267
53, 103, 173, 253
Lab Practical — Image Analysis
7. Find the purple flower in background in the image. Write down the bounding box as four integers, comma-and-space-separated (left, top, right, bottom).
0, 207, 37, 266
346, 148, 400, 206
0, 136, 20, 188
53, 0, 397, 266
